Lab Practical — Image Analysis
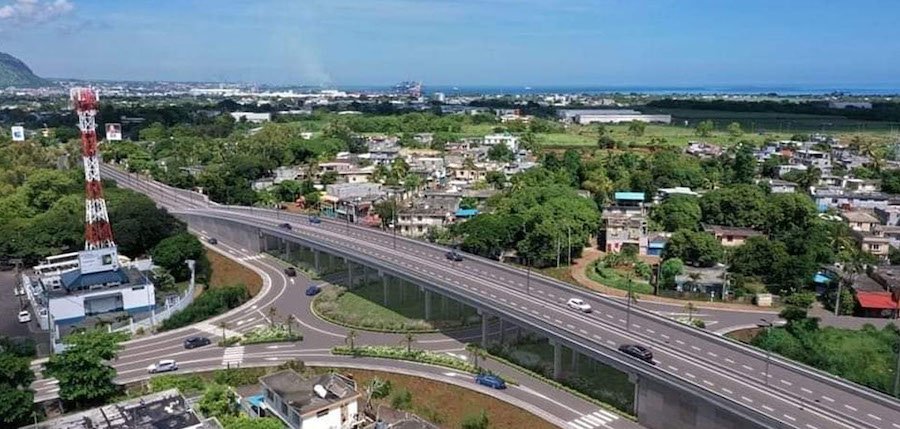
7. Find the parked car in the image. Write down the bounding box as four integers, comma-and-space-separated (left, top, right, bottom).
284, 267, 297, 277
17, 310, 30, 323
147, 359, 178, 374
445, 251, 464, 262
278, 222, 292, 230
305, 285, 321, 296
207, 237, 218, 245
474, 373, 507, 390
618, 344, 654, 364
183, 336, 211, 349
309, 216, 321, 224
566, 298, 592, 313
14, 286, 24, 296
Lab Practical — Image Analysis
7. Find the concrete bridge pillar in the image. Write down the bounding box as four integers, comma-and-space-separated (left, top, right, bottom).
284, 240, 291, 260
553, 341, 563, 379
481, 312, 489, 348
498, 319, 506, 344
571, 348, 579, 372
314, 250, 320, 272
424, 289, 433, 320
381, 273, 389, 306
347, 260, 354, 288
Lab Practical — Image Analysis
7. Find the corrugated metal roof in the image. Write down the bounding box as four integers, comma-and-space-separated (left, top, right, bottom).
614, 192, 645, 201
61, 268, 130, 291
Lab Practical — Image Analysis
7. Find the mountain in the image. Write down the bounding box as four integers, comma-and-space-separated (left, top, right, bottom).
0, 52, 48, 88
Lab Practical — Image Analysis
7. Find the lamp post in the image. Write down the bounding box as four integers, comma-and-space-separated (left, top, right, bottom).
758, 318, 773, 386
626, 276, 634, 332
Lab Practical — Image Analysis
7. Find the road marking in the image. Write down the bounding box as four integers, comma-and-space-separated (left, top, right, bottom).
702, 380, 714, 387
606, 314, 614, 319
566, 324, 575, 330
675, 339, 685, 345
891, 423, 900, 429
783, 414, 796, 422
555, 319, 563, 325
579, 329, 588, 335
633, 324, 642, 329
762, 405, 774, 412
780, 379, 792, 386
690, 345, 701, 352
567, 410, 619, 429
867, 414, 882, 421
222, 346, 245, 367
548, 293, 556, 298
806, 425, 818, 429
605, 340, 616, 346
741, 396, 753, 403
706, 351, 717, 358
722, 388, 733, 394
800, 387, 812, 394
618, 319, 627, 324
660, 334, 670, 339
684, 372, 696, 379
537, 290, 545, 294
724, 358, 734, 364
742, 365, 754, 371
592, 335, 602, 340
667, 365, 678, 372
821, 395, 834, 402
844, 404, 857, 411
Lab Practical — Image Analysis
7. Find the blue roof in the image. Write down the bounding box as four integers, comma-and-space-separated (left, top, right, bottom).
60, 268, 130, 291
455, 208, 479, 217
615, 192, 645, 202
247, 394, 265, 407
813, 272, 834, 284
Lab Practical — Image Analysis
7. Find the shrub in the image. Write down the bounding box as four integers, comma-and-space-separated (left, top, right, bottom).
460, 410, 490, 429
160, 285, 249, 331
149, 374, 206, 395
390, 388, 412, 410
241, 326, 302, 345
332, 346, 477, 373
213, 368, 270, 387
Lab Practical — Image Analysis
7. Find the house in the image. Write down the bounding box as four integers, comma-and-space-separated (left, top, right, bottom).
483, 133, 519, 152
841, 210, 881, 233
766, 179, 798, 194
812, 188, 889, 212
397, 197, 459, 237
230, 112, 272, 123
601, 192, 648, 255
685, 142, 723, 159
778, 163, 808, 177
674, 266, 727, 297
23, 388, 222, 429
647, 234, 668, 257
702, 224, 763, 247
655, 187, 698, 202
557, 109, 671, 124
842, 211, 891, 260
259, 370, 363, 429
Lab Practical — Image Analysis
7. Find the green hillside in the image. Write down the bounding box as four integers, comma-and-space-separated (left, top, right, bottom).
0, 52, 48, 87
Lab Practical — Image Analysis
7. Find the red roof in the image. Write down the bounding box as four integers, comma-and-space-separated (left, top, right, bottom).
855, 292, 898, 310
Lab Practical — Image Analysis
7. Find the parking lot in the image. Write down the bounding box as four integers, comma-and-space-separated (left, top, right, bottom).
0, 270, 50, 356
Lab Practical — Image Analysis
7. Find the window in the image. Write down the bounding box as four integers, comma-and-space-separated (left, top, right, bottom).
132, 286, 144, 291
317, 409, 329, 418
291, 411, 300, 425
873, 245, 881, 250
102, 254, 113, 265
265, 388, 274, 401
281, 402, 288, 416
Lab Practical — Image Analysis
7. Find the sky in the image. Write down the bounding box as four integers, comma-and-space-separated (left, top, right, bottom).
0, 0, 899, 88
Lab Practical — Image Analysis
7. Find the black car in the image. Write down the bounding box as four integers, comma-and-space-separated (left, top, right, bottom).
445, 251, 464, 262
309, 216, 322, 224
618, 344, 654, 364
279, 223, 292, 230
207, 237, 218, 245
183, 336, 211, 349
284, 266, 297, 277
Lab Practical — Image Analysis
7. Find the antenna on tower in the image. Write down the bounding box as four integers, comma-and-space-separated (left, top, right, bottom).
71, 87, 116, 250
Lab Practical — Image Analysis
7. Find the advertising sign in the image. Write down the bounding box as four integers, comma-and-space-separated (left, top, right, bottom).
105, 123, 122, 141
10, 126, 24, 142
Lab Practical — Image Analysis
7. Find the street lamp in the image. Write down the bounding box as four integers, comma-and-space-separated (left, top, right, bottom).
626, 276, 634, 332
757, 318, 773, 386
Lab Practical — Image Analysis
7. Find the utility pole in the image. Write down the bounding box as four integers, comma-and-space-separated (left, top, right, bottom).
567, 225, 572, 266
758, 319, 773, 386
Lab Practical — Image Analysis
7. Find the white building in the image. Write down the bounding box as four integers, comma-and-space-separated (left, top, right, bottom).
259, 370, 362, 429
27, 247, 155, 328
230, 112, 272, 123
483, 133, 519, 152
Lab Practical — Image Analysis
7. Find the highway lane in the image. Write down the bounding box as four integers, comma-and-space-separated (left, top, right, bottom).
103, 165, 900, 428
205, 207, 900, 429
32, 233, 641, 429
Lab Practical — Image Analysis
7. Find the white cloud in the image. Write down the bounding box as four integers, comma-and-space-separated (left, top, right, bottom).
0, 0, 73, 24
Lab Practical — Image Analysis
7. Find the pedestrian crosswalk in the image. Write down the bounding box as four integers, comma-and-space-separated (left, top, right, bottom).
222, 346, 245, 367
568, 410, 620, 429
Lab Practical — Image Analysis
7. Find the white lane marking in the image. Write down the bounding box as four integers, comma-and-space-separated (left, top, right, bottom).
780, 379, 792, 386
821, 395, 834, 402
722, 388, 733, 394
690, 345, 701, 352
741, 396, 754, 403
806, 425, 819, 429
844, 404, 857, 411
702, 380, 714, 387
684, 372, 696, 379
633, 324, 642, 329
676, 339, 685, 345
867, 414, 882, 421
706, 351, 718, 358
725, 358, 735, 364
742, 365, 754, 371
646, 329, 655, 334
667, 365, 678, 372
618, 319, 627, 324
660, 334, 670, 339
800, 387, 812, 394
783, 414, 796, 422
762, 405, 774, 412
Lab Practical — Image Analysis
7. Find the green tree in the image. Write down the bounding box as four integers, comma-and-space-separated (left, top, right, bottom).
727, 122, 743, 139
662, 230, 724, 268
45, 330, 123, 407
651, 195, 701, 232
627, 120, 646, 137
220, 417, 285, 429
695, 120, 715, 137
659, 258, 684, 289
151, 232, 208, 282
487, 144, 515, 162
22, 169, 78, 211
320, 170, 339, 185
728, 145, 757, 185
197, 384, 237, 419
699, 184, 767, 228
403, 174, 422, 193
0, 351, 35, 427
485, 171, 507, 189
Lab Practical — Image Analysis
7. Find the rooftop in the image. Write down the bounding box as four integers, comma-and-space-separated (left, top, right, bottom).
855, 291, 898, 310
259, 370, 359, 417
702, 224, 764, 237
841, 210, 881, 224
614, 192, 645, 202
23, 389, 221, 429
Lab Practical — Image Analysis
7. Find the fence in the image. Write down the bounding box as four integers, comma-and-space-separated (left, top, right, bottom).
115, 263, 198, 334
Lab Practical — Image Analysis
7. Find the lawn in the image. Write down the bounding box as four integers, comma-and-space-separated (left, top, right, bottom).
313, 282, 480, 332
644, 107, 900, 134
490, 337, 635, 413
586, 260, 655, 294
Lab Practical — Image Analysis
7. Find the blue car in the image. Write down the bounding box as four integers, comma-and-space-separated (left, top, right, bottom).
305, 285, 321, 296
474, 373, 506, 390
309, 216, 321, 224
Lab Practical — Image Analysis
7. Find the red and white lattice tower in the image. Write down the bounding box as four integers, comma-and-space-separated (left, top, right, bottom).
71, 88, 115, 250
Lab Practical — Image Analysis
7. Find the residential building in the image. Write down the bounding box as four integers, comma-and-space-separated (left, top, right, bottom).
778, 163, 808, 177
230, 112, 272, 123
766, 179, 798, 194
655, 187, 698, 203
842, 210, 891, 261
397, 196, 459, 237
794, 149, 832, 174
702, 224, 763, 247
259, 370, 363, 429
813, 188, 889, 212
842, 210, 881, 233
22, 389, 221, 429
647, 234, 668, 257
674, 266, 727, 297
601, 192, 648, 255
685, 142, 723, 159
483, 133, 519, 152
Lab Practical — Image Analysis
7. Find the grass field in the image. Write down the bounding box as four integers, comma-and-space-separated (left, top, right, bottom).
206, 248, 263, 296
645, 108, 900, 134
313, 282, 480, 332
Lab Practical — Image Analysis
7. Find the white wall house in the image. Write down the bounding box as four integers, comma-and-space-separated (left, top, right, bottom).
259, 370, 362, 429
483, 133, 519, 152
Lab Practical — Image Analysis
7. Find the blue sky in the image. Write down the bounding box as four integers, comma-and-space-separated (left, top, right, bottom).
1, 0, 898, 87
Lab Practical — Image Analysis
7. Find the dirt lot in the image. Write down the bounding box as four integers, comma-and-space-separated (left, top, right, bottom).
206, 248, 263, 296
347, 369, 556, 429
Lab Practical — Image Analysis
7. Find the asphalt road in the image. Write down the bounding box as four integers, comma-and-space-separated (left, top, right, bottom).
103, 165, 900, 429
32, 235, 642, 429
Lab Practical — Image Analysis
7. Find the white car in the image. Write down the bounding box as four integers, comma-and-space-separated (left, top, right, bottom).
567, 298, 592, 313
17, 310, 31, 323
147, 359, 178, 374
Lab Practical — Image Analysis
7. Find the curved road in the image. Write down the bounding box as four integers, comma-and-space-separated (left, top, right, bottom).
103, 166, 900, 429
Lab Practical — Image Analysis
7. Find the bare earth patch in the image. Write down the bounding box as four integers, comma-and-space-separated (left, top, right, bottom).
206, 248, 263, 296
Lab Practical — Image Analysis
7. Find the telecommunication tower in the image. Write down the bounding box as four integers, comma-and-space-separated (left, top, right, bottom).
71, 88, 116, 250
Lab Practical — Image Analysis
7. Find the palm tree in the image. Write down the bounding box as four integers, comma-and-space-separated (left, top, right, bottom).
401, 332, 416, 355
267, 306, 279, 328
285, 314, 297, 338
216, 321, 229, 344
684, 302, 697, 322
466, 343, 487, 371
345, 329, 358, 351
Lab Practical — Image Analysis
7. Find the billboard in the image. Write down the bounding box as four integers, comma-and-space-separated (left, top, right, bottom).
10, 126, 24, 142
105, 123, 122, 141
